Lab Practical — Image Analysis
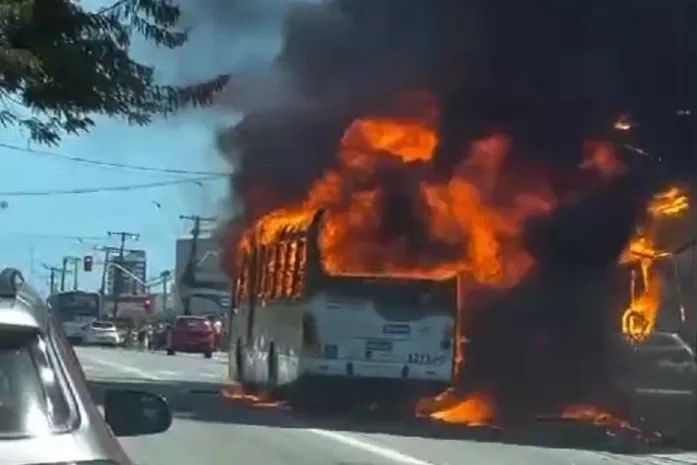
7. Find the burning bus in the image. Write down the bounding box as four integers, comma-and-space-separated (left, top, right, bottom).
228, 209, 456, 403
216, 0, 694, 445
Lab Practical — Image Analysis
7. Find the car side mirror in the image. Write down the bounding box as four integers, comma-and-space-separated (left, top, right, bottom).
104, 390, 172, 436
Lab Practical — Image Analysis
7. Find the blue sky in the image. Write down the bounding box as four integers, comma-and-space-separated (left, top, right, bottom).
0, 0, 289, 295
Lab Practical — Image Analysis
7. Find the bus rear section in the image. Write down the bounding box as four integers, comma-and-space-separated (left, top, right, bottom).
296, 276, 455, 405
47, 291, 102, 345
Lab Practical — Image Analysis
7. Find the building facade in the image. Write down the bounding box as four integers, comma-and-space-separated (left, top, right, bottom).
106, 249, 147, 296
175, 236, 230, 316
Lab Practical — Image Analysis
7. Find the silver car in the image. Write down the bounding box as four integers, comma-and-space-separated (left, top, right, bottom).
0, 268, 172, 465
83, 321, 121, 346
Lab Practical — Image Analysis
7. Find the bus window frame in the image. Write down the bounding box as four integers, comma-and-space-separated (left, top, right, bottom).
246, 243, 259, 341
275, 241, 287, 298
292, 239, 306, 298
257, 245, 267, 300
264, 243, 276, 300
284, 240, 296, 299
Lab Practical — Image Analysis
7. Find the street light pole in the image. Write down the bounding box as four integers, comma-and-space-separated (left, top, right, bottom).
161, 270, 171, 314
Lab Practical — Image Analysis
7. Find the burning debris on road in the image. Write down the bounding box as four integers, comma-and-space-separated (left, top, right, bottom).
217, 0, 696, 438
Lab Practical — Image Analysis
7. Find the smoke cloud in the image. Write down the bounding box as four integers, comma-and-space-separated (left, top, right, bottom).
216, 0, 696, 421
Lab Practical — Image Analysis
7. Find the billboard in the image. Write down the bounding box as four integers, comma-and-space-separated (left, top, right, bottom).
106, 249, 147, 296
175, 236, 230, 315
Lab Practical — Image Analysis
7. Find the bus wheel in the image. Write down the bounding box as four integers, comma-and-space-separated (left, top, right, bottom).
235, 340, 246, 385
266, 344, 278, 394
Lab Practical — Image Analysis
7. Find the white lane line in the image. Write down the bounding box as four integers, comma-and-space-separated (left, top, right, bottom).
79, 355, 160, 381
305, 429, 435, 465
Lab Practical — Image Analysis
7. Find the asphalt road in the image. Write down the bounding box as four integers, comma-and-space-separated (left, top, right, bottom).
76, 346, 697, 465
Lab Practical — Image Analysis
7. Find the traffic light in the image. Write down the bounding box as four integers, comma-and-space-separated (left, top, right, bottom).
83, 255, 93, 272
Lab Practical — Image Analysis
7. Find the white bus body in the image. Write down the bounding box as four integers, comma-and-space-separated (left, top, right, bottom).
231, 283, 454, 389
47, 291, 102, 343
227, 211, 455, 399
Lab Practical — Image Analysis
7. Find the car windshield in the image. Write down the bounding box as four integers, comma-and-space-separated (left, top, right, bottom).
179, 319, 208, 329
92, 322, 114, 329
0, 329, 72, 437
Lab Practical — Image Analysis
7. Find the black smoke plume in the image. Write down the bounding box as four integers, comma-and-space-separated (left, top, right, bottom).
217, 0, 696, 420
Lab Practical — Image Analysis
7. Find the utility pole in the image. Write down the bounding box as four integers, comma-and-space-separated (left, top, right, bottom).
161, 270, 171, 314
60, 256, 68, 291
179, 215, 216, 315
42, 264, 63, 294
96, 246, 122, 295
60, 256, 81, 291
107, 231, 140, 319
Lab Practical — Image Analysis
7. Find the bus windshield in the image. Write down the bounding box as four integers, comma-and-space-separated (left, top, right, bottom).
323, 276, 456, 318
48, 292, 100, 322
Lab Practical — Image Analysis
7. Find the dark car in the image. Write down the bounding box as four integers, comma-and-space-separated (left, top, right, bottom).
166, 316, 215, 358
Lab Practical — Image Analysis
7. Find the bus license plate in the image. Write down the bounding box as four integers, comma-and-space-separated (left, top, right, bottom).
366, 340, 392, 352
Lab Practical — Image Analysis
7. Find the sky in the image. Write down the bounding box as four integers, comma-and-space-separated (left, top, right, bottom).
0, 0, 289, 296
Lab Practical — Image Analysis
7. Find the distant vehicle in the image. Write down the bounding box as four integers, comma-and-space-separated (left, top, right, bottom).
0, 268, 172, 465
228, 210, 455, 404
82, 320, 121, 346
166, 316, 215, 358
610, 330, 697, 446
47, 290, 102, 344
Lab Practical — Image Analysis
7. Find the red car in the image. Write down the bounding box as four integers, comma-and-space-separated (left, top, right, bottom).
166, 316, 215, 358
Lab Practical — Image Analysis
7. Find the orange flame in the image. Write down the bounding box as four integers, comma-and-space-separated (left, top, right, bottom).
418, 392, 496, 426
341, 117, 438, 163
240, 109, 553, 287
561, 404, 631, 430
619, 186, 690, 343
579, 141, 626, 178
647, 187, 689, 218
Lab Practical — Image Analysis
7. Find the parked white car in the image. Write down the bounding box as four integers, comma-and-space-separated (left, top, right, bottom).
83, 320, 121, 346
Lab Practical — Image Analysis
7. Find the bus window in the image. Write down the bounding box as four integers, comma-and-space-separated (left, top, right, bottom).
285, 241, 297, 298
257, 245, 268, 299
265, 243, 276, 299
239, 254, 249, 300
293, 240, 307, 298
275, 242, 287, 298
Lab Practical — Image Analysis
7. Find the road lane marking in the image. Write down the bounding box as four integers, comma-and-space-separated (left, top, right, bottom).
79, 354, 160, 381
305, 429, 434, 465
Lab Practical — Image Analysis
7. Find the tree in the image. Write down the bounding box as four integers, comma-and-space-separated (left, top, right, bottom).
0, 0, 229, 144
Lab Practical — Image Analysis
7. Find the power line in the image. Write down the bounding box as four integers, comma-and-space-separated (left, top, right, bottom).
0, 141, 229, 176
0, 175, 225, 196
0, 232, 107, 241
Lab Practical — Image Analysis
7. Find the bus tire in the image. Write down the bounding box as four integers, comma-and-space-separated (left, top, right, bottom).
235, 340, 246, 385
266, 343, 278, 394
166, 348, 175, 356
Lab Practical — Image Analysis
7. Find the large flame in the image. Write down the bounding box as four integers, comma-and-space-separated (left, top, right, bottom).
619, 186, 690, 343
241, 109, 553, 287
416, 390, 497, 426
561, 404, 632, 430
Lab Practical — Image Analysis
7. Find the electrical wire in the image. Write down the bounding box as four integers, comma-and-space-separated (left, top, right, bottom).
0, 141, 229, 176
0, 175, 225, 196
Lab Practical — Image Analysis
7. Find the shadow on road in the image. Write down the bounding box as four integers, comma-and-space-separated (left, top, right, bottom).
87, 378, 684, 456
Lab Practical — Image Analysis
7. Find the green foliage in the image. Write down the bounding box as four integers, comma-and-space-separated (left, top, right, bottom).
0, 0, 229, 144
